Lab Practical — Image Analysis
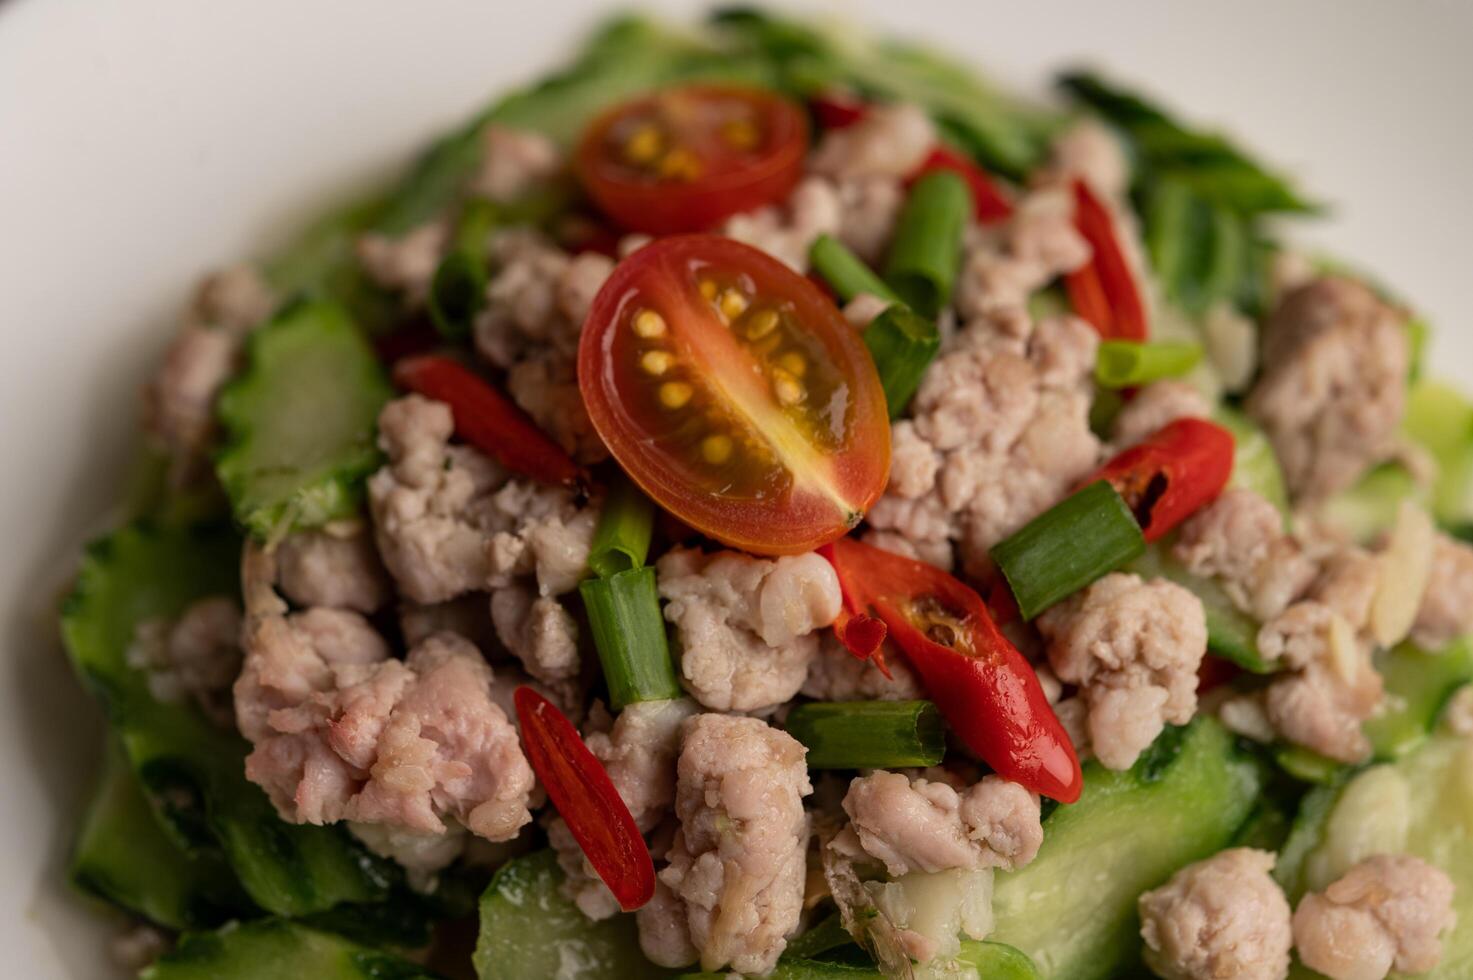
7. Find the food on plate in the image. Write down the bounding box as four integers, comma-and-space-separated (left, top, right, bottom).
57, 9, 1473, 980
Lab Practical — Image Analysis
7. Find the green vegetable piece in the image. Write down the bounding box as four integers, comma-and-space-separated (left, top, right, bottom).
884, 170, 971, 318
1365, 638, 1473, 761
71, 739, 247, 929
474, 850, 657, 980
955, 941, 1044, 980
1128, 539, 1276, 673
1143, 178, 1248, 316
1215, 407, 1290, 520
1273, 745, 1346, 786
991, 719, 1265, 979
143, 919, 439, 980
1402, 379, 1473, 527
677, 940, 1039, 980
579, 568, 681, 709
215, 300, 394, 540
427, 199, 499, 341
678, 962, 877, 980
62, 521, 390, 915
779, 914, 854, 961
785, 700, 945, 770
1320, 463, 1425, 545
1274, 736, 1473, 978
809, 235, 902, 306
588, 475, 656, 579
1094, 340, 1203, 389
991, 481, 1146, 621
863, 305, 941, 419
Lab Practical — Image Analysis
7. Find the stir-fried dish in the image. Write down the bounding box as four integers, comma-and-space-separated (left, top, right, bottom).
60, 11, 1473, 980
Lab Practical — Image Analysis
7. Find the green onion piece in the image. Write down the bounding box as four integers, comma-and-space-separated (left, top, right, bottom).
587, 475, 655, 579
1094, 340, 1203, 389
808, 234, 902, 306
883, 170, 972, 318
785, 700, 945, 769
864, 305, 940, 419
579, 567, 680, 709
428, 199, 498, 340
990, 480, 1146, 620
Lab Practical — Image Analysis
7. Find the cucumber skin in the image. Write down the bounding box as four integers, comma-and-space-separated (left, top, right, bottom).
990, 720, 1265, 980
61, 520, 391, 917
214, 300, 393, 540
143, 919, 438, 980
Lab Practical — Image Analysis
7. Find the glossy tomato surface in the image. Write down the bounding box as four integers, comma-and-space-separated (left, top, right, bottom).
575, 85, 807, 235
578, 235, 890, 555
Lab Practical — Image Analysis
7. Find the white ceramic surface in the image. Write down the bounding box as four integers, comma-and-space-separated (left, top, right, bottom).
2, 1, 1469, 975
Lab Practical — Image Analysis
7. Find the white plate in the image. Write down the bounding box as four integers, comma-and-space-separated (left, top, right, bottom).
2, 0, 1469, 975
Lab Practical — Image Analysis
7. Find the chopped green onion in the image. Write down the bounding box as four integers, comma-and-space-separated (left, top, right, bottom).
785, 700, 945, 769
1089, 387, 1126, 438
808, 234, 902, 306
579, 567, 680, 709
863, 305, 940, 418
1094, 340, 1203, 389
883, 170, 971, 318
587, 475, 655, 579
428, 199, 498, 340
990, 480, 1146, 620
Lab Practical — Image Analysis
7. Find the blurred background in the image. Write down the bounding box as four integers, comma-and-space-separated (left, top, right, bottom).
1, 1, 1470, 976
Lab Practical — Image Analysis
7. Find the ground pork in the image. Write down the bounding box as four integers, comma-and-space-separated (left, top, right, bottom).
1110, 380, 1211, 451
275, 526, 391, 614
867, 310, 1100, 575
354, 221, 448, 305
809, 102, 936, 182
638, 714, 812, 974
655, 547, 841, 713
142, 264, 276, 469
489, 585, 580, 703
1249, 600, 1384, 763
954, 187, 1092, 317
841, 771, 1042, 877
551, 698, 699, 920
235, 548, 534, 844
398, 594, 498, 652
468, 125, 563, 202
720, 175, 843, 272
1292, 854, 1456, 980
127, 596, 243, 728
1138, 848, 1292, 980
1247, 277, 1409, 501
1411, 534, 1473, 650
471, 230, 613, 462
1174, 489, 1319, 622
1036, 573, 1207, 770
801, 633, 926, 701
1047, 118, 1131, 201
348, 819, 470, 892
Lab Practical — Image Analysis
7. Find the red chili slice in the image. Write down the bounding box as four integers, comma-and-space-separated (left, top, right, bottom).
1085, 417, 1235, 542
1065, 178, 1148, 341
392, 355, 582, 487
514, 686, 655, 912
822, 538, 1083, 803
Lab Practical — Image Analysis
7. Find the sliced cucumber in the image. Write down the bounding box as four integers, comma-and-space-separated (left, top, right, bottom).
473, 849, 657, 980
70, 738, 246, 929
990, 719, 1265, 980
1128, 540, 1275, 673
1320, 463, 1428, 545
1402, 379, 1473, 527
143, 919, 438, 980
1365, 638, 1473, 761
215, 300, 393, 539
675, 941, 1039, 980
1275, 736, 1473, 979
1216, 407, 1290, 520
62, 521, 390, 916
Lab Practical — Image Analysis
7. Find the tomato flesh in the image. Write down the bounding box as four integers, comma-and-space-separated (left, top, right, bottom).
579, 235, 890, 555
576, 85, 808, 235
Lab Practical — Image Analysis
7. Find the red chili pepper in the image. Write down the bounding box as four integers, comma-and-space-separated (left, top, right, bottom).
822, 538, 1083, 803
911, 146, 1014, 224
514, 686, 655, 911
808, 96, 1013, 223
1064, 178, 1148, 341
1085, 417, 1235, 542
1196, 656, 1241, 695
392, 355, 583, 487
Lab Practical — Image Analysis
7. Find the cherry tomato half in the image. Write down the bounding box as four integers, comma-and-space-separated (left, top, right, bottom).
578, 235, 891, 556
575, 85, 808, 235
